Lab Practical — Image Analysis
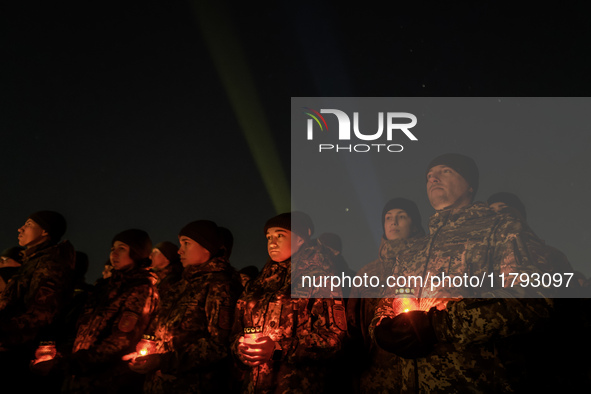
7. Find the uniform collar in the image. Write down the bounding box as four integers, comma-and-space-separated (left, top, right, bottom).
22, 240, 57, 260
182, 257, 229, 279
428, 201, 493, 234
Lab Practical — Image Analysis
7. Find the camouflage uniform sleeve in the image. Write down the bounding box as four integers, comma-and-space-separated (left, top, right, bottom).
346, 295, 362, 342
431, 297, 553, 345
291, 245, 344, 299
282, 297, 347, 363
229, 298, 247, 364
496, 220, 551, 283
432, 219, 553, 345
160, 278, 237, 373
0, 258, 71, 347
80, 283, 157, 365
368, 297, 396, 343
347, 261, 382, 347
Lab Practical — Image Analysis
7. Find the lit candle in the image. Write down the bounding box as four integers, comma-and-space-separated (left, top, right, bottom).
35, 341, 57, 362
243, 326, 263, 346
136, 334, 157, 357
392, 288, 418, 315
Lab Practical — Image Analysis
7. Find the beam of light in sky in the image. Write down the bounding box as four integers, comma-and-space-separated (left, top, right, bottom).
190, 1, 290, 214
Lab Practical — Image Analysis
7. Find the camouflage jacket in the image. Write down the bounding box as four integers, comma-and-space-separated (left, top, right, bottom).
151, 262, 183, 313
0, 240, 76, 351
64, 264, 158, 392
346, 237, 420, 393
143, 257, 241, 394
494, 205, 582, 295
371, 202, 554, 393
231, 241, 347, 394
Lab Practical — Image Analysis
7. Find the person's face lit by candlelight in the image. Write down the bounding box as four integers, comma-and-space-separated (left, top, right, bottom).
110, 241, 135, 271
266, 227, 303, 263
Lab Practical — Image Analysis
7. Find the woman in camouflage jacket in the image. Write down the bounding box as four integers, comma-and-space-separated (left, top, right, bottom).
232, 212, 347, 394
63, 229, 158, 394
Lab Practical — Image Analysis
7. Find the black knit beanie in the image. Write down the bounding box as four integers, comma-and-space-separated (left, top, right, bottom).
318, 232, 342, 253
28, 211, 67, 242
426, 153, 479, 196
292, 211, 314, 237
218, 227, 234, 259
178, 220, 221, 256
264, 212, 313, 241
154, 241, 180, 263
112, 229, 153, 262
381, 198, 425, 238
238, 265, 259, 280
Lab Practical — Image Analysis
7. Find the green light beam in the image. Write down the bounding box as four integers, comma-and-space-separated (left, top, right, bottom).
191, 1, 290, 214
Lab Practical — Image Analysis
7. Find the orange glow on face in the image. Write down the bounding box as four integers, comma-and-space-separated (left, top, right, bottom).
266, 228, 295, 262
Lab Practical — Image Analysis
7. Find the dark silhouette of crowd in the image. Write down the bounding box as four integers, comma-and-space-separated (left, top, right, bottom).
0, 153, 589, 393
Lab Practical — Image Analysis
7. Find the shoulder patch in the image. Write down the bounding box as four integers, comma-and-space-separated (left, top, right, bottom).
333, 304, 347, 331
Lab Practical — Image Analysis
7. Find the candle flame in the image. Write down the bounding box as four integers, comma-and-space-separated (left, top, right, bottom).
139, 349, 147, 356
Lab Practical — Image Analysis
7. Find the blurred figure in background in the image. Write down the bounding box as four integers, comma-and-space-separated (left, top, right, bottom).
237, 265, 259, 289
149, 241, 182, 299
488, 191, 591, 390
0, 245, 24, 294
218, 226, 234, 262
317, 232, 355, 299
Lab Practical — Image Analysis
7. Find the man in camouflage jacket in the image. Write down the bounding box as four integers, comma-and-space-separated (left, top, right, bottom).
372, 154, 554, 393
0, 211, 76, 387
232, 212, 347, 394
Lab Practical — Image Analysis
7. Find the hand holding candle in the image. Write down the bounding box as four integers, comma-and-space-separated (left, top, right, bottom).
123, 334, 160, 373
136, 334, 157, 357
375, 310, 439, 358
33, 341, 57, 363
238, 327, 275, 367
30, 341, 59, 376
391, 288, 419, 316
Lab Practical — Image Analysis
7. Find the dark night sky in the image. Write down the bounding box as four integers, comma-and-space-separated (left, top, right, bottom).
2, 1, 590, 282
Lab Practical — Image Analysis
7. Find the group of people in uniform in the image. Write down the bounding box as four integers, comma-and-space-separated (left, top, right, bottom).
0, 153, 589, 393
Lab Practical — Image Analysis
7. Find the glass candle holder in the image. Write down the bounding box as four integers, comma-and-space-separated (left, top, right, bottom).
391, 288, 418, 316
243, 326, 263, 345
35, 341, 57, 362
136, 334, 157, 357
